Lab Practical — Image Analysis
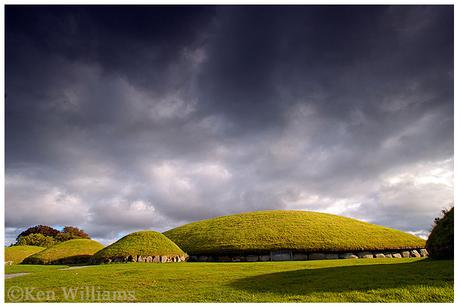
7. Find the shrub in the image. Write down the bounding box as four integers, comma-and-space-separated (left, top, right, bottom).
16, 233, 56, 248
426, 207, 454, 259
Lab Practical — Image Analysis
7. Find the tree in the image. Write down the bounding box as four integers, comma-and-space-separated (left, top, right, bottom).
426, 207, 454, 259
14, 225, 91, 246
55, 226, 90, 241
16, 233, 55, 248
16, 225, 60, 241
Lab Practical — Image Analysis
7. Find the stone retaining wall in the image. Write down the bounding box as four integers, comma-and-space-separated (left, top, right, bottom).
91, 254, 188, 264
188, 248, 428, 262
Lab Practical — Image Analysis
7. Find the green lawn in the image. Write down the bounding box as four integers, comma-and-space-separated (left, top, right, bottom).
4, 258, 453, 302
5, 264, 67, 274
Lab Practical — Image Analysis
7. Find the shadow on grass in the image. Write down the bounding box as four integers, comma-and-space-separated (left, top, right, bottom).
228, 259, 453, 295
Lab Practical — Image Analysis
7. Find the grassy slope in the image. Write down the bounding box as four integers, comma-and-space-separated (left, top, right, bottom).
4, 258, 453, 302
23, 239, 104, 264
5, 246, 46, 264
164, 210, 426, 254
93, 231, 186, 259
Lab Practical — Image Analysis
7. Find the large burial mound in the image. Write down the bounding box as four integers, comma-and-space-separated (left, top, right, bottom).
91, 231, 188, 264
5, 245, 46, 265
23, 239, 104, 265
164, 210, 427, 262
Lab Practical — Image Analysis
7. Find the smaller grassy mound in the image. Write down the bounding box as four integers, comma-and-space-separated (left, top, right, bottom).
5, 245, 46, 264
92, 231, 187, 263
23, 239, 104, 265
427, 207, 454, 259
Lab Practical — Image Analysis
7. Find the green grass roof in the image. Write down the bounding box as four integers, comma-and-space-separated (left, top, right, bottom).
92, 231, 187, 260
163, 210, 426, 254
23, 239, 104, 264
5, 245, 46, 264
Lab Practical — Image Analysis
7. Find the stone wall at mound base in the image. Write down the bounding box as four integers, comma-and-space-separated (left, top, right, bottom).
91, 255, 188, 264
188, 248, 429, 262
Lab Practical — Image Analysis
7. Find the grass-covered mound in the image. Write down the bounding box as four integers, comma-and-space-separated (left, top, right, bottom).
22, 239, 104, 264
164, 210, 426, 255
91, 231, 187, 263
426, 207, 454, 259
5, 245, 46, 264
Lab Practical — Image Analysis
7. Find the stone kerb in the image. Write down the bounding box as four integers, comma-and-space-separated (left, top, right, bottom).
187, 248, 428, 262
93, 254, 187, 264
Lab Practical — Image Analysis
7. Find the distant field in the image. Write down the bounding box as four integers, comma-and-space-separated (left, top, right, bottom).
5, 258, 453, 302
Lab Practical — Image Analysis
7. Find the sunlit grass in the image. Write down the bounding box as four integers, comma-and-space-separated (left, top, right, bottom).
5, 258, 453, 302
164, 210, 426, 254
5, 246, 46, 264
22, 239, 104, 264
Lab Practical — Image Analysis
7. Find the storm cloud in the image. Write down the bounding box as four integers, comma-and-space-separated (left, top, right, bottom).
5, 5, 453, 244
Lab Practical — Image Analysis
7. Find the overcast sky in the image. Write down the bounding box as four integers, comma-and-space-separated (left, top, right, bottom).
5, 5, 453, 245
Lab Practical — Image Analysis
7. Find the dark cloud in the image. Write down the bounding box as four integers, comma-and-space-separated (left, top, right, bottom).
6, 5, 453, 244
